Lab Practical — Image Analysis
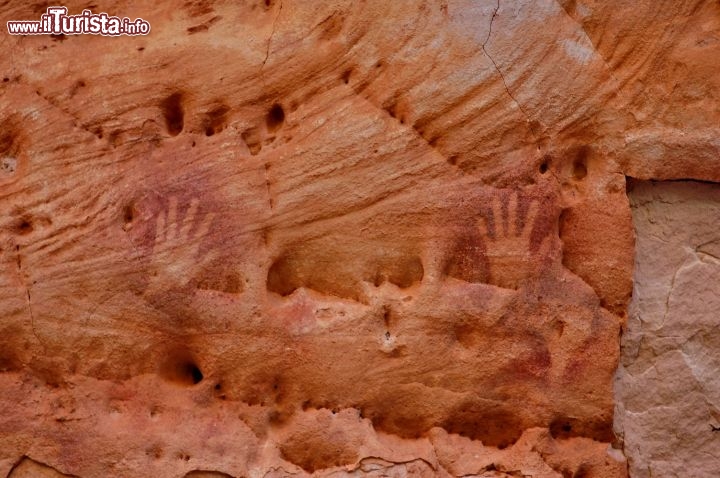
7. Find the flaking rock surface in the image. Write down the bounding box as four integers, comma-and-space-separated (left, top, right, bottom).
0, 0, 718, 477
615, 181, 720, 478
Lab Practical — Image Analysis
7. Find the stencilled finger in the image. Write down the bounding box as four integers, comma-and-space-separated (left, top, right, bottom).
180, 198, 200, 238
199, 247, 219, 270
166, 197, 179, 241
155, 210, 166, 244
477, 215, 491, 239
358, 279, 379, 306
0, 236, 12, 273
536, 230, 554, 259
523, 200, 540, 238
508, 192, 519, 236
196, 212, 216, 240
420, 235, 446, 284
491, 196, 503, 238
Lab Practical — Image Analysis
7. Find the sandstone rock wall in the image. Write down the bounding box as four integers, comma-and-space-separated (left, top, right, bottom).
0, 0, 718, 477
616, 181, 720, 477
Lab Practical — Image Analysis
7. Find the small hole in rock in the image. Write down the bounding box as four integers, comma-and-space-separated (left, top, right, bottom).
1, 157, 17, 173
539, 159, 549, 174
341, 69, 352, 84
160, 92, 184, 137
160, 352, 204, 386
573, 160, 587, 180
572, 146, 590, 180
550, 416, 576, 438
189, 364, 203, 384
107, 130, 121, 147
266, 103, 285, 132
204, 105, 230, 136
137, 47, 145, 51
373, 272, 384, 287
573, 464, 591, 478
2, 78, 8, 83
17, 219, 33, 235
123, 204, 135, 224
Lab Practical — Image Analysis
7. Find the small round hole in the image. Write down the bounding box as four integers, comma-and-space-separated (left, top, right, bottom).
572, 146, 590, 180
122, 204, 135, 224
160, 351, 204, 386
188, 364, 204, 384
16, 219, 33, 235
573, 160, 587, 180
266, 103, 285, 132
539, 154, 551, 174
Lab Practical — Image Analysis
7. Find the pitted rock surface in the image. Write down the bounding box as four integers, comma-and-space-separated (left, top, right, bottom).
0, 0, 718, 476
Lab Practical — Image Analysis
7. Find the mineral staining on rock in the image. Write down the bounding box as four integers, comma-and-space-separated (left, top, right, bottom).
0, 0, 718, 476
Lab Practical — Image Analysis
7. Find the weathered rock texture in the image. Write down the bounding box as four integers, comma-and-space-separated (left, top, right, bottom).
0, 0, 717, 476
615, 181, 720, 477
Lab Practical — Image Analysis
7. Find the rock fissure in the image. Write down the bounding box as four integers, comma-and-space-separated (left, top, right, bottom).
481, 0, 539, 140
13, 245, 43, 351
261, 0, 284, 82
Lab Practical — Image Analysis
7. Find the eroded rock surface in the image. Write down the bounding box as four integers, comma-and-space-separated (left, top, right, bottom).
615, 181, 720, 477
0, 0, 718, 476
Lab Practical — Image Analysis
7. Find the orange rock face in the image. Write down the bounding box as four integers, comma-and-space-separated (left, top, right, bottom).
0, 0, 718, 476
